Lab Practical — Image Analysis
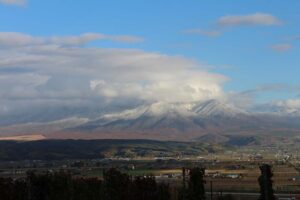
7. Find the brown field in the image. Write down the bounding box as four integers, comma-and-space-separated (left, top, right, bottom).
0, 134, 46, 141
86, 162, 300, 193
204, 164, 300, 193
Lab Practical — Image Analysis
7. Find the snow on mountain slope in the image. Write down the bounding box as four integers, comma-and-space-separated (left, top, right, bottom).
99, 100, 244, 123
192, 99, 247, 117
76, 102, 198, 132
73, 100, 249, 133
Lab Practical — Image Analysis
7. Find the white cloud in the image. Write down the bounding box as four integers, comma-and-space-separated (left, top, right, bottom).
0, 32, 227, 118
0, 0, 25, 6
227, 84, 300, 111
0, 32, 39, 47
261, 99, 300, 114
0, 73, 50, 99
271, 43, 292, 52
225, 92, 254, 110
275, 99, 300, 109
217, 13, 282, 27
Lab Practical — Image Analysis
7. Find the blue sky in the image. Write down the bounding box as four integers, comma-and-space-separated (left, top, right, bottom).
0, 0, 300, 111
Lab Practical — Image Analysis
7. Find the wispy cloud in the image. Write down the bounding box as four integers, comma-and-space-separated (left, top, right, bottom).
271, 43, 292, 52
183, 29, 221, 37
184, 13, 282, 38
241, 84, 300, 95
281, 35, 300, 42
0, 32, 144, 47
217, 13, 282, 27
49, 33, 144, 45
0, 0, 26, 6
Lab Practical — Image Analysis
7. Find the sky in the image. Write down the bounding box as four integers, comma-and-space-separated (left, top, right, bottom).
0, 0, 300, 121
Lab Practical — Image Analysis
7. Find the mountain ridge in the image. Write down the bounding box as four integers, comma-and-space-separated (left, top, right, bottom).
1, 99, 300, 141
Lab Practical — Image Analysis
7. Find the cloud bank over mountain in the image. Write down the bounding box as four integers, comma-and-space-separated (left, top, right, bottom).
0, 32, 229, 122
0, 32, 300, 139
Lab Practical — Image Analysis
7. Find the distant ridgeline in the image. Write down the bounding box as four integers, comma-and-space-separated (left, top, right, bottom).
0, 139, 225, 161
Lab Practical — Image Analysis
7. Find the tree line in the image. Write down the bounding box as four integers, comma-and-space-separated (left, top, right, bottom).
0, 168, 171, 200
0, 165, 275, 200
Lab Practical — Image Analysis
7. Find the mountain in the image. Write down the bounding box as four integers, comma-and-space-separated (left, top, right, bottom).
73, 100, 249, 132
77, 102, 197, 131
63, 100, 260, 140
1, 99, 300, 141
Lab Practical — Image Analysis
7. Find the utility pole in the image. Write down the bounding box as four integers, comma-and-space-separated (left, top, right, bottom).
182, 167, 187, 200
210, 181, 213, 200
258, 164, 275, 200
183, 167, 186, 190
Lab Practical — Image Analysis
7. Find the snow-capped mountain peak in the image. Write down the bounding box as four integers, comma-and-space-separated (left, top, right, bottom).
82, 100, 247, 131
100, 100, 246, 122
